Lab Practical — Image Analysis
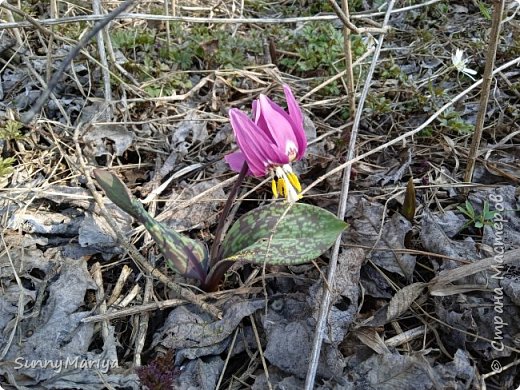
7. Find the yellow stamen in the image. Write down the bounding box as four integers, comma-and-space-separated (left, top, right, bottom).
287, 172, 302, 193
271, 178, 278, 198
277, 178, 285, 197
273, 165, 303, 202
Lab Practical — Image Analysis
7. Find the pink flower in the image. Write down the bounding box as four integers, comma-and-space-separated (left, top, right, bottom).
225, 85, 307, 202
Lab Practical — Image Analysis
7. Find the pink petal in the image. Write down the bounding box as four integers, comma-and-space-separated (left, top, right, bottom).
229, 109, 287, 176
225, 152, 252, 175
283, 85, 303, 127
283, 85, 307, 159
252, 97, 276, 144
252, 100, 257, 119
257, 94, 302, 158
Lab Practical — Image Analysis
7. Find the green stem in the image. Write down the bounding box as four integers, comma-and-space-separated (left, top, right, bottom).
208, 162, 248, 269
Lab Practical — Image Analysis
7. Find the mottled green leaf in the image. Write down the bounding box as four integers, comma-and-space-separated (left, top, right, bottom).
93, 169, 138, 218
221, 203, 347, 265
93, 169, 208, 281
133, 201, 208, 280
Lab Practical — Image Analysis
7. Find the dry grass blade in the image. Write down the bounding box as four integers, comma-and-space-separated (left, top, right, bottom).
340, 0, 356, 115
355, 328, 391, 354
81, 298, 185, 323
91, 263, 113, 350
464, 0, 506, 185
92, 0, 112, 104
385, 325, 433, 348
107, 265, 133, 307
305, 2, 396, 388
429, 248, 520, 293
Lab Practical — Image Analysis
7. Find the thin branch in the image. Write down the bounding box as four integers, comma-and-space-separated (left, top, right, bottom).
0, 1, 447, 31
305, 2, 396, 388
327, 0, 361, 34
341, 0, 356, 115
0, 13, 381, 33
92, 0, 113, 107
464, 0, 506, 184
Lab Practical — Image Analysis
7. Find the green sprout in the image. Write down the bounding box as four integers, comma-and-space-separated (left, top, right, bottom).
0, 157, 15, 178
438, 109, 474, 134
457, 200, 497, 230
0, 120, 24, 141
475, 0, 492, 20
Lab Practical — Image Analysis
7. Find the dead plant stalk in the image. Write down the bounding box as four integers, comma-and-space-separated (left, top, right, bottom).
464, 0, 506, 184
304, 1, 396, 389
341, 0, 356, 114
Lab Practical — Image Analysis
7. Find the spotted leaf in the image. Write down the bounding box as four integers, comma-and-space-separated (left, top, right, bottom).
93, 169, 137, 217
221, 203, 347, 265
93, 169, 208, 281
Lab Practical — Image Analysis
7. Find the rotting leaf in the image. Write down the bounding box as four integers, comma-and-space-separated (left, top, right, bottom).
153, 298, 264, 353
420, 210, 480, 272
175, 356, 224, 390
79, 210, 132, 251
307, 248, 365, 345
263, 295, 344, 379
0, 256, 135, 388
83, 124, 134, 157
221, 203, 347, 265
346, 199, 415, 278
163, 179, 225, 231
387, 282, 426, 322
340, 349, 476, 389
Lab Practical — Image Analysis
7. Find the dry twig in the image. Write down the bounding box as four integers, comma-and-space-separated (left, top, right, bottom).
464, 0, 506, 184
305, 2, 396, 388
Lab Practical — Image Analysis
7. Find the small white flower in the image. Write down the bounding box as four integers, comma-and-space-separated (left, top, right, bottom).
451, 49, 477, 80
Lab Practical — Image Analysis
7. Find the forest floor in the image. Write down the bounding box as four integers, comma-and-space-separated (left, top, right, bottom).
1, 1, 520, 389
